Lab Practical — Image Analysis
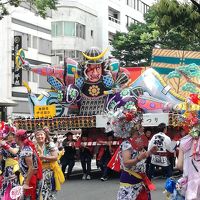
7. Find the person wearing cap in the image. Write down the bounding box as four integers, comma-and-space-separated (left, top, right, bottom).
61, 132, 77, 179
97, 131, 117, 181
0, 124, 20, 200
14, 129, 43, 200
34, 129, 65, 200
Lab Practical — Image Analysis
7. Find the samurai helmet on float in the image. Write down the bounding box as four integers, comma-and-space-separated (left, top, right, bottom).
82, 47, 108, 64
82, 47, 108, 82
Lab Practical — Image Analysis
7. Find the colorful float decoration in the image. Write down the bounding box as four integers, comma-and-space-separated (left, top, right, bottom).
13, 47, 199, 131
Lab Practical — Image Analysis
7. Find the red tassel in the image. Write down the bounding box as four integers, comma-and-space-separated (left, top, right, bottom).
136, 187, 149, 200
24, 175, 37, 200
139, 173, 156, 191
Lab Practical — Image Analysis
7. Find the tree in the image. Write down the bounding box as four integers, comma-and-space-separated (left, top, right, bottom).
111, 23, 159, 66
167, 63, 200, 94
190, 0, 200, 13
0, 0, 58, 19
111, 0, 200, 66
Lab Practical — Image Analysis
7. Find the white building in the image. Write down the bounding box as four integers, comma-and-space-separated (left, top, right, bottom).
0, 0, 155, 119
0, 3, 52, 119
51, 0, 155, 63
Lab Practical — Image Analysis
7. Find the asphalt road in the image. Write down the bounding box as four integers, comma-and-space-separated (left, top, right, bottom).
57, 173, 166, 200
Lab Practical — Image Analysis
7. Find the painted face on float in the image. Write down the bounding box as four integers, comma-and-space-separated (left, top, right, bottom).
85, 64, 102, 82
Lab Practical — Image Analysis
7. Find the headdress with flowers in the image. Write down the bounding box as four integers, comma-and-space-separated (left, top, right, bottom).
108, 106, 142, 138
0, 121, 16, 139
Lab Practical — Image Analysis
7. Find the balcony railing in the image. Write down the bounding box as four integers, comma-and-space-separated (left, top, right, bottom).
108, 15, 120, 24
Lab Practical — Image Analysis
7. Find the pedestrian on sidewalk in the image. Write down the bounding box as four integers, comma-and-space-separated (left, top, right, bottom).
148, 123, 175, 180
61, 132, 77, 179
77, 132, 93, 180
97, 131, 117, 181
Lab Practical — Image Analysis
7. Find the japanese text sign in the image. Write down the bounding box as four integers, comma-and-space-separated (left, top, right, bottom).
34, 105, 56, 118
142, 113, 169, 126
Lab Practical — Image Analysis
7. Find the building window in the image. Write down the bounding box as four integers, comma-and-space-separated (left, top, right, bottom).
108, 7, 120, 24
27, 34, 31, 48
52, 21, 85, 39
127, 0, 149, 13
51, 22, 56, 37
64, 22, 75, 36
76, 23, 85, 39
56, 21, 63, 36
137, 0, 140, 11
51, 21, 63, 37
32, 36, 37, 49
38, 38, 52, 55
91, 30, 94, 38
126, 15, 140, 27
141, 2, 149, 14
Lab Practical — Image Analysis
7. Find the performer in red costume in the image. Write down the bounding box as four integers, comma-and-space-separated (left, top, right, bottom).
15, 129, 43, 200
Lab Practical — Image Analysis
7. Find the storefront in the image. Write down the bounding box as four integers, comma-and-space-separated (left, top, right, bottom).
0, 98, 17, 121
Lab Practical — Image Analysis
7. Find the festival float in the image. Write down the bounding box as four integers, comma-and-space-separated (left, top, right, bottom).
11, 47, 199, 139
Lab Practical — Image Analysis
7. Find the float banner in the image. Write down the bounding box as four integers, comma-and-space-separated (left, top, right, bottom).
13, 36, 22, 86
142, 113, 169, 127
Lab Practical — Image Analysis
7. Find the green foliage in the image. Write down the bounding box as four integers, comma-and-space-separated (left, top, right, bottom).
0, 0, 58, 19
111, 0, 200, 66
111, 23, 158, 66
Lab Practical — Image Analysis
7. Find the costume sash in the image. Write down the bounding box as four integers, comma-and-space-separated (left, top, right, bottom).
5, 158, 19, 173
120, 170, 142, 186
5, 158, 24, 184
42, 161, 65, 191
120, 170, 155, 191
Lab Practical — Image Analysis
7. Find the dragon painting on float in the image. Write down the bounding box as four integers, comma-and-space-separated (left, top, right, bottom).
16, 47, 185, 117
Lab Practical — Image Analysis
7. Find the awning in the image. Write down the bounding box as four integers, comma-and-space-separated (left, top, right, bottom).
0, 98, 18, 107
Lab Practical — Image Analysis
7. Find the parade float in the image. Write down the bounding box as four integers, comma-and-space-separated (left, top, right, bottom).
12, 47, 199, 136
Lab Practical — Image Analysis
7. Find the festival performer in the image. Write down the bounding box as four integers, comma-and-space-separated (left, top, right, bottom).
14, 129, 43, 200
108, 109, 158, 200
34, 129, 65, 200
175, 123, 200, 200
0, 124, 20, 200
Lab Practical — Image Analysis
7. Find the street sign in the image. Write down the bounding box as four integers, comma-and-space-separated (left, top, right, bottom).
142, 113, 169, 126
34, 105, 56, 118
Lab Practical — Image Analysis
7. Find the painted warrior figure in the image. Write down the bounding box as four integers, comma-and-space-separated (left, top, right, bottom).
17, 47, 135, 116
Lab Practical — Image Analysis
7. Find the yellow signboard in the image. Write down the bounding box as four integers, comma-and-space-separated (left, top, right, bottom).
34, 105, 56, 118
